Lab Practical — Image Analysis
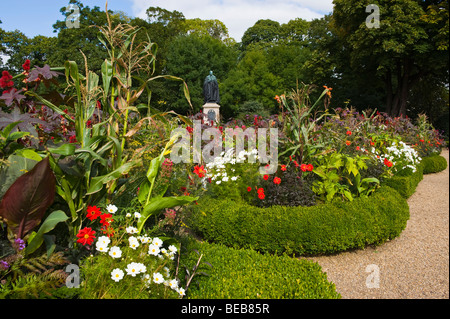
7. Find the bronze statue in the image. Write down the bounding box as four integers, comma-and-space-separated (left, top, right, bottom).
203, 70, 220, 104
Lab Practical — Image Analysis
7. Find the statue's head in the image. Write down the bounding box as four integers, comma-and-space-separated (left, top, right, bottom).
209, 70, 213, 75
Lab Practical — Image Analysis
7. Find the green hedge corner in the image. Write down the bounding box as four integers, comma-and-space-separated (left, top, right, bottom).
421, 155, 448, 174
180, 240, 341, 299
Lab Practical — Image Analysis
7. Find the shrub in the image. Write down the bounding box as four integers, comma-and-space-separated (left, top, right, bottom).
187, 185, 409, 256
180, 240, 341, 299
421, 155, 448, 174
383, 163, 424, 198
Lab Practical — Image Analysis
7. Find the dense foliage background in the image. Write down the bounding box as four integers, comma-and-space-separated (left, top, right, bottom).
0, 0, 448, 132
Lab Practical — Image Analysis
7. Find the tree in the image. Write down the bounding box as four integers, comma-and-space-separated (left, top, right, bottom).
241, 19, 281, 50
331, 0, 449, 117
220, 49, 282, 119
164, 33, 238, 114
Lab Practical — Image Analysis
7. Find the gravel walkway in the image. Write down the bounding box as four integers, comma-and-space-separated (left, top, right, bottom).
303, 150, 449, 299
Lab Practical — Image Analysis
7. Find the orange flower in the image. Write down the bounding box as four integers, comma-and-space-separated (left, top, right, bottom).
323, 85, 333, 97
345, 140, 351, 146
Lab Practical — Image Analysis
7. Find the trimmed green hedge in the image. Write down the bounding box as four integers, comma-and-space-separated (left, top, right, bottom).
187, 186, 409, 256
383, 164, 424, 198
421, 155, 448, 174
180, 240, 341, 299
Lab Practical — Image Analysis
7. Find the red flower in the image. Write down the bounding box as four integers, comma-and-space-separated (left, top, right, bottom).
100, 213, 113, 227
76, 227, 96, 245
69, 135, 77, 143
257, 188, 264, 194
258, 192, 265, 200
345, 140, 351, 146
247, 186, 252, 192
186, 126, 193, 134
193, 165, 206, 178
22, 59, 31, 72
263, 174, 269, 180
384, 158, 393, 168
300, 164, 308, 172
101, 226, 115, 238
0, 71, 14, 89
346, 130, 352, 136
86, 205, 101, 221
281, 165, 287, 171
356, 146, 360, 151
306, 164, 314, 172
273, 177, 281, 185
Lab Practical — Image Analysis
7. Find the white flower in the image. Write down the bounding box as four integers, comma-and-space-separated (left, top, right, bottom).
168, 279, 178, 290
97, 235, 111, 246
176, 287, 186, 297
109, 246, 122, 259
231, 176, 238, 181
134, 212, 141, 219
129, 236, 140, 250
148, 244, 160, 256
153, 272, 164, 284
163, 267, 170, 277
95, 242, 109, 253
216, 180, 222, 185
111, 268, 124, 282
222, 176, 229, 182
126, 213, 131, 218
126, 226, 138, 234
140, 236, 151, 244
126, 262, 140, 277
106, 204, 118, 214
152, 237, 163, 247
168, 245, 177, 253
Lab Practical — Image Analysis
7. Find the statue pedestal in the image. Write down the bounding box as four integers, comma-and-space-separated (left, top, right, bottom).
203, 102, 220, 125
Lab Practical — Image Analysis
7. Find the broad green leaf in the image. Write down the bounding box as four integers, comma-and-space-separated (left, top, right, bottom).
137, 195, 199, 234
86, 161, 136, 195
47, 144, 76, 156
25, 210, 68, 256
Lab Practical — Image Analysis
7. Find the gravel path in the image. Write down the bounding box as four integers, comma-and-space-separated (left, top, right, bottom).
303, 150, 449, 299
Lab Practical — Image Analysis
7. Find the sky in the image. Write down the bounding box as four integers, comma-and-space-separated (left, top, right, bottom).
0, 0, 333, 42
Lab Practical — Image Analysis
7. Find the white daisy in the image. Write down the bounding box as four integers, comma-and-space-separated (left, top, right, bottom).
129, 236, 140, 250
134, 212, 141, 219
126, 262, 140, 277
168, 279, 178, 290
168, 245, 178, 253
106, 204, 118, 214
95, 242, 109, 253
148, 244, 160, 256
111, 268, 124, 282
176, 287, 186, 297
152, 237, 163, 247
153, 272, 164, 284
97, 236, 111, 246
126, 226, 138, 234
108, 246, 122, 259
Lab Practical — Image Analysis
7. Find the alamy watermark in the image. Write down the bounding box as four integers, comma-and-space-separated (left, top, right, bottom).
170, 120, 278, 174
65, 4, 80, 29
366, 4, 380, 29
365, 264, 380, 288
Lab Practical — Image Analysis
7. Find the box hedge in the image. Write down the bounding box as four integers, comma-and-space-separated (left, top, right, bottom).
180, 240, 341, 299
186, 185, 409, 256
421, 155, 448, 174
383, 163, 424, 198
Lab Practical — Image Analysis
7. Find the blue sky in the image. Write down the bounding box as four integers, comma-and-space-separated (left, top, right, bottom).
0, 0, 333, 42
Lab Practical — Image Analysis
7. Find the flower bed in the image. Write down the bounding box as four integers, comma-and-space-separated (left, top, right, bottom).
187, 185, 409, 256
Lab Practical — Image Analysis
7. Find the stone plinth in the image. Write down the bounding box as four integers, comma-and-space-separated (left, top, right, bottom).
203, 102, 220, 124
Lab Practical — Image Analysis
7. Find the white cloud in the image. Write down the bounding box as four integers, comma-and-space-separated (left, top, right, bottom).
130, 0, 333, 42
